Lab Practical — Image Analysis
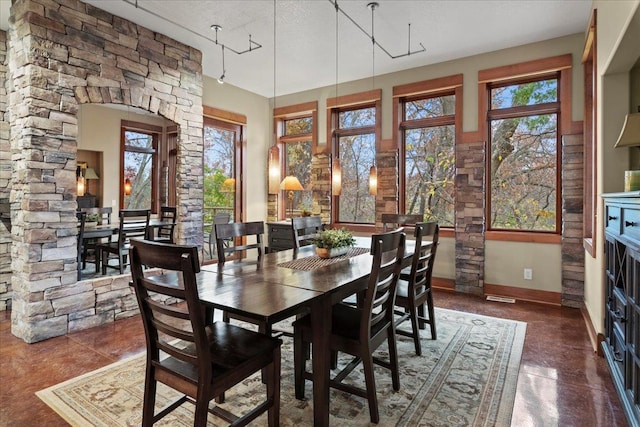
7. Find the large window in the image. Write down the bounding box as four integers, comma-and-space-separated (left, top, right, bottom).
487, 75, 560, 232
121, 121, 160, 212
281, 116, 312, 213
400, 92, 456, 226
332, 103, 378, 224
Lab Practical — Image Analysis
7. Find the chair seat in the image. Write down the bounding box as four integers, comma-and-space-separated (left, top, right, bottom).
395, 279, 429, 300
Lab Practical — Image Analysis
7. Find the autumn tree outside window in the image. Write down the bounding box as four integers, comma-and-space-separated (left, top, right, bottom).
487, 75, 561, 232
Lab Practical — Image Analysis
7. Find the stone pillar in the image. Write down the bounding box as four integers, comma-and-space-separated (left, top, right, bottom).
375, 149, 399, 229
561, 133, 585, 307
0, 30, 11, 311
6, 0, 202, 342
455, 141, 485, 295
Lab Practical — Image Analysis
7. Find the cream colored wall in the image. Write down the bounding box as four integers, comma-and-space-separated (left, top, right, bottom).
584, 0, 640, 336
77, 104, 171, 212
201, 76, 271, 222
276, 34, 585, 294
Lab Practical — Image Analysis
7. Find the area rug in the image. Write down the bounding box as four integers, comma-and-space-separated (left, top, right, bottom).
36, 308, 526, 427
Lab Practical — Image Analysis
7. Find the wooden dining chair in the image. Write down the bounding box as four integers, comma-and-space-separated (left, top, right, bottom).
205, 212, 231, 259
293, 228, 406, 424
97, 209, 150, 274
80, 206, 112, 270
381, 213, 424, 232
394, 222, 439, 356
214, 221, 264, 264
291, 216, 324, 249
153, 206, 176, 243
129, 239, 282, 427
76, 211, 86, 281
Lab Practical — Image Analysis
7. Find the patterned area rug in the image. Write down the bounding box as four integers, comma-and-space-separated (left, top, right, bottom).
37, 308, 526, 426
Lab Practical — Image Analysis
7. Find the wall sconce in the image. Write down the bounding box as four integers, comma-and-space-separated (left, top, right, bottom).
280, 175, 304, 218
268, 145, 280, 194
124, 178, 132, 196
332, 156, 342, 196
369, 164, 378, 196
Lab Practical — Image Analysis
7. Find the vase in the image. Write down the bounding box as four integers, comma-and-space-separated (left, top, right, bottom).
316, 246, 349, 259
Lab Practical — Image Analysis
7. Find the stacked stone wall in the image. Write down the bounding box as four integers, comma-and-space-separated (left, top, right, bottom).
0, 30, 10, 311
374, 150, 399, 229
6, 0, 202, 342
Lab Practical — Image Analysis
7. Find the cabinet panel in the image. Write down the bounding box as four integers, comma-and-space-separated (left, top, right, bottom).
607, 205, 622, 236
623, 208, 640, 243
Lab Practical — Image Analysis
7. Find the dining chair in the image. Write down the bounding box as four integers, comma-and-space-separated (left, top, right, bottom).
214, 221, 264, 264
381, 213, 424, 232
291, 216, 324, 249
80, 206, 112, 270
205, 212, 231, 259
293, 228, 406, 424
129, 239, 282, 427
76, 211, 86, 281
394, 222, 439, 355
153, 206, 176, 243
97, 209, 150, 274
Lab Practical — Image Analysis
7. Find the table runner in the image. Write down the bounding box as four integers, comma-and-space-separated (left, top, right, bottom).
277, 247, 370, 271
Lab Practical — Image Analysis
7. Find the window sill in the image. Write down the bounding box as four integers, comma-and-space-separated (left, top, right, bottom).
485, 231, 561, 244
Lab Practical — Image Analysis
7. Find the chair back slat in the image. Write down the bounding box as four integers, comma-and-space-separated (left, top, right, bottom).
363, 229, 405, 339
381, 213, 424, 232
291, 216, 324, 249
118, 209, 150, 245
157, 206, 177, 243
214, 221, 264, 263
130, 240, 208, 370
410, 222, 439, 295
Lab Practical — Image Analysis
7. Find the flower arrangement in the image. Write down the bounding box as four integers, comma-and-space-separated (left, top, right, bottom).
312, 228, 355, 249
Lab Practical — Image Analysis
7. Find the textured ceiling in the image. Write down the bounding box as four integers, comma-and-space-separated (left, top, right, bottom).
0, 0, 593, 97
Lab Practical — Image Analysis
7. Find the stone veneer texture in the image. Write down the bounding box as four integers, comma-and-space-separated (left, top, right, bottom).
0, 30, 10, 311
5, 0, 203, 342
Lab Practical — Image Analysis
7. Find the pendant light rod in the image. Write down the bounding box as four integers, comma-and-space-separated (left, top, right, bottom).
327, 0, 425, 60
123, 0, 262, 55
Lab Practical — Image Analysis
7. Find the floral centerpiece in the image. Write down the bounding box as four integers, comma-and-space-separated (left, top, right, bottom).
311, 228, 356, 259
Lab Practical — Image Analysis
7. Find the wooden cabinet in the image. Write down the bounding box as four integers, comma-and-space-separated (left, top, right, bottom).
603, 193, 640, 426
267, 221, 294, 252
77, 195, 97, 209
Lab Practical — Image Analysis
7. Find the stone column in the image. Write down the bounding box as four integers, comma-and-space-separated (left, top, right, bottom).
375, 150, 399, 229
0, 30, 11, 311
455, 141, 485, 295
561, 133, 585, 307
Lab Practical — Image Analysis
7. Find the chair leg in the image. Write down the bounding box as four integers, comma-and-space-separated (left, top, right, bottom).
141, 369, 157, 427
426, 291, 437, 340
330, 350, 338, 370
267, 346, 281, 427
410, 306, 422, 356
193, 392, 209, 427
417, 304, 426, 329
293, 328, 306, 400
101, 249, 107, 275
119, 252, 125, 274
361, 352, 380, 424
388, 329, 400, 391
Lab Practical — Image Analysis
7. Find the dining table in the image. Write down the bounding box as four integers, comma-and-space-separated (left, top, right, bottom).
195, 235, 416, 426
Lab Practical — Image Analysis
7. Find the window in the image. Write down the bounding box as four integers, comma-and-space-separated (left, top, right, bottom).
121, 121, 160, 212
487, 75, 560, 232
400, 92, 456, 226
281, 116, 312, 213
331, 98, 380, 224
203, 114, 242, 224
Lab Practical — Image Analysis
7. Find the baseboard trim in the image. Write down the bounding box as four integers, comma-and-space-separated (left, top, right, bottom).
580, 303, 603, 356
432, 277, 455, 292
483, 283, 562, 306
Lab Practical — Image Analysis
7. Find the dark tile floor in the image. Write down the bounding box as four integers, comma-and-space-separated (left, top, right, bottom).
0, 290, 627, 426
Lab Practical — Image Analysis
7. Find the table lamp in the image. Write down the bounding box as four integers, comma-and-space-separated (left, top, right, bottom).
280, 176, 304, 218
84, 167, 100, 196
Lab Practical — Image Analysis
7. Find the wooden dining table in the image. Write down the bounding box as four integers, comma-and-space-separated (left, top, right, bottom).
196, 236, 416, 426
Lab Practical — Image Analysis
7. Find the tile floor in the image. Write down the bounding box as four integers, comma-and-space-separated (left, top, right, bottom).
0, 290, 627, 426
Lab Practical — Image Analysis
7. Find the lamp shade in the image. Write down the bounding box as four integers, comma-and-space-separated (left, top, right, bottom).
84, 167, 100, 180
221, 177, 236, 193
332, 157, 342, 196
369, 164, 378, 196
268, 145, 280, 194
280, 176, 304, 191
615, 113, 640, 147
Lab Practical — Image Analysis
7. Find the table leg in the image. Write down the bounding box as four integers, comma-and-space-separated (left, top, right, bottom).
311, 296, 331, 427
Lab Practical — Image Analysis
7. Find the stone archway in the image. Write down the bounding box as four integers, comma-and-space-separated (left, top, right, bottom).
5, 0, 203, 342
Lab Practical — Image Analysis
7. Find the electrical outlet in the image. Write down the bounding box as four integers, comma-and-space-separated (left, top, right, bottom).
524, 268, 533, 280
111, 199, 116, 207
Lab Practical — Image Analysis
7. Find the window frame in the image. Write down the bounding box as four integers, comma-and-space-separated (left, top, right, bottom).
274, 101, 318, 220
582, 10, 597, 257
120, 120, 162, 213
478, 54, 574, 242
327, 90, 381, 228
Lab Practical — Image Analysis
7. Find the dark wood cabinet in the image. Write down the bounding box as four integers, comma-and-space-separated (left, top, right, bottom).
77, 195, 97, 209
267, 220, 294, 252
603, 192, 640, 427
